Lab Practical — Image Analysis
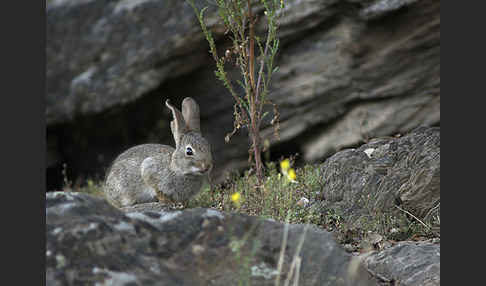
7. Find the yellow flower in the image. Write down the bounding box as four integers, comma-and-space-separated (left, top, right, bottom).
287, 168, 297, 182
280, 159, 290, 172
231, 192, 242, 207
231, 192, 240, 202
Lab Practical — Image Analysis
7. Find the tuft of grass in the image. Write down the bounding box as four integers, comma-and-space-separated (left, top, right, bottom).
73, 178, 105, 197
58, 163, 105, 197
190, 160, 325, 226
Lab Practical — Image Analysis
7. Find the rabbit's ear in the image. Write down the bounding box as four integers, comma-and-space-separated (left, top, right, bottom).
166, 99, 187, 147
182, 97, 201, 133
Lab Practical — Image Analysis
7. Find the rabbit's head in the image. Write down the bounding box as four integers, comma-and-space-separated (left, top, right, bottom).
166, 97, 213, 176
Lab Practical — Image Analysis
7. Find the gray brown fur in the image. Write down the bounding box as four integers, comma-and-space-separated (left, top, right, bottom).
104, 97, 212, 208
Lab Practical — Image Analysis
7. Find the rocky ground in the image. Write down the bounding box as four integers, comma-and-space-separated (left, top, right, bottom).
46, 127, 440, 285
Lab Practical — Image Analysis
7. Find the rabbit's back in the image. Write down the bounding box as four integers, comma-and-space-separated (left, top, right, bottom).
104, 144, 173, 207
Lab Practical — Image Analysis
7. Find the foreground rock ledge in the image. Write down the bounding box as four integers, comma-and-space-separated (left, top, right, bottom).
46, 192, 376, 285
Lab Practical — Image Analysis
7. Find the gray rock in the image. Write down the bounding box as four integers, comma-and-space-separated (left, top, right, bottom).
120, 202, 172, 213
46, 0, 440, 185
359, 0, 420, 20
316, 126, 440, 231
363, 240, 440, 285
46, 191, 376, 285
46, 0, 220, 125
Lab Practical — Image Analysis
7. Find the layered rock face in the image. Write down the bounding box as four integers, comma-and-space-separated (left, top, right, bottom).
46, 0, 440, 187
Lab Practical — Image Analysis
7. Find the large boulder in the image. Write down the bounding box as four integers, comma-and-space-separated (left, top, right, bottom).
46, 191, 377, 285
46, 0, 440, 187
315, 126, 440, 228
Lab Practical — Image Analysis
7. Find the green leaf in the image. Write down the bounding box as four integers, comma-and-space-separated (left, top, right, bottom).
262, 111, 269, 120
236, 79, 246, 90
199, 6, 208, 20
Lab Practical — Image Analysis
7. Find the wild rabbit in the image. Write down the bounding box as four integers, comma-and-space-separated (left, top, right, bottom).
104, 97, 213, 207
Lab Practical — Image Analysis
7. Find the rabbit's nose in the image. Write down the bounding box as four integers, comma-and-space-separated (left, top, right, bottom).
201, 162, 212, 172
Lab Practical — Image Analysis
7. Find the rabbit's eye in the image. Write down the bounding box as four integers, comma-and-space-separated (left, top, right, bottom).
186, 146, 194, 156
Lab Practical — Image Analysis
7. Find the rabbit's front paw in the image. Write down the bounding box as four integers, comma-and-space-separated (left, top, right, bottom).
156, 192, 172, 204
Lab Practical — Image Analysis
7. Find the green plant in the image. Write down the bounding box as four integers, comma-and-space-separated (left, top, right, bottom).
187, 0, 284, 185
76, 178, 105, 197
61, 163, 73, 191
192, 159, 325, 226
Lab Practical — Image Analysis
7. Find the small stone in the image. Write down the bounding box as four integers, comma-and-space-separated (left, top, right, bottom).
297, 197, 310, 207
363, 148, 375, 158
202, 219, 211, 228
343, 244, 355, 253
192, 244, 205, 256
